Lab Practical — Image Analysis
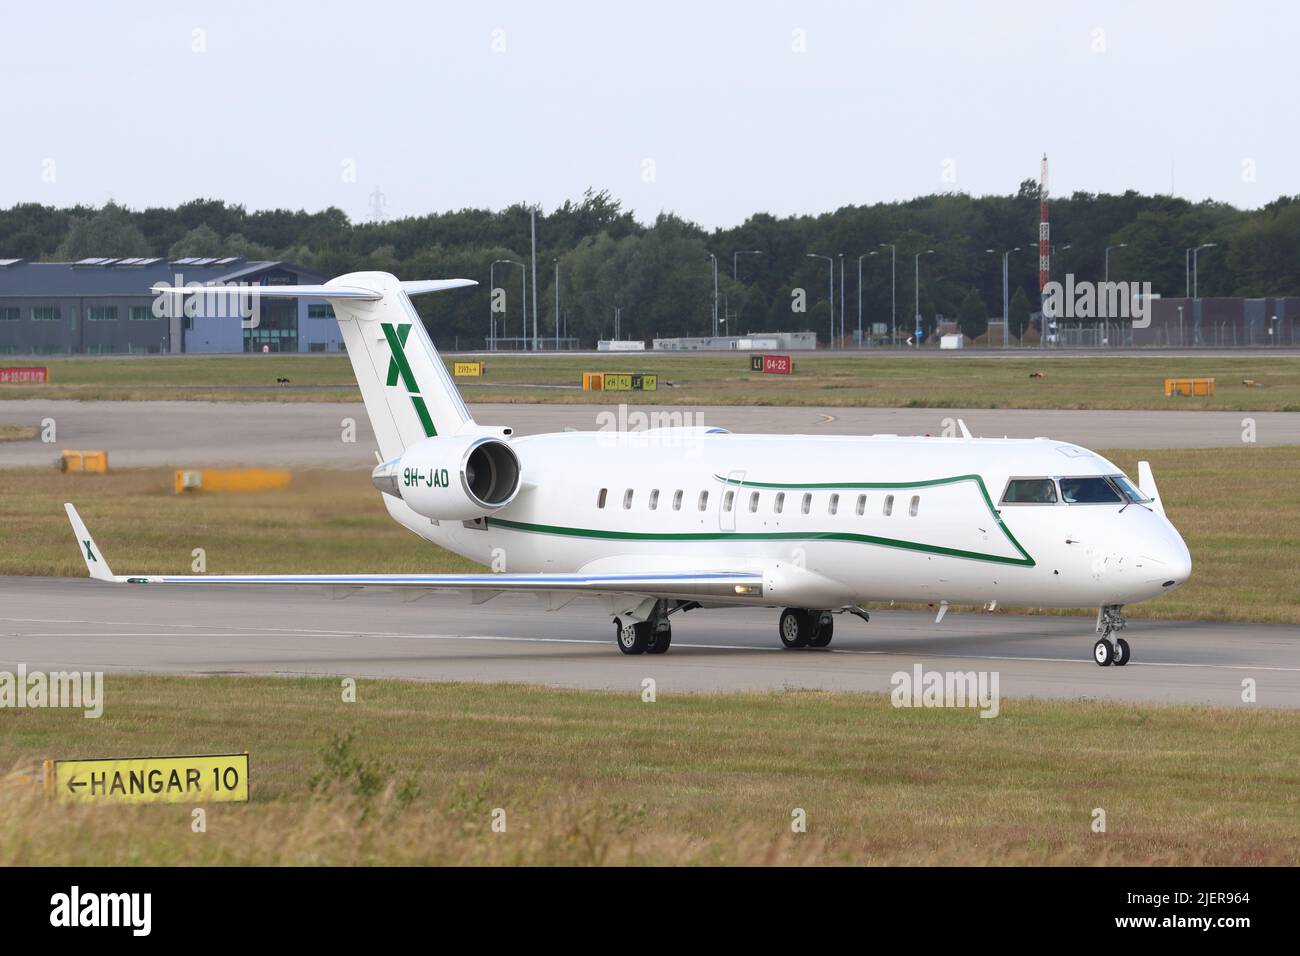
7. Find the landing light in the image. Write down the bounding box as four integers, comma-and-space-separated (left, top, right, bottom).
734, 584, 760, 595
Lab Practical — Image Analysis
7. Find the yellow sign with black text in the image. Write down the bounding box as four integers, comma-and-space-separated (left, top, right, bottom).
453, 362, 485, 377
46, 753, 250, 805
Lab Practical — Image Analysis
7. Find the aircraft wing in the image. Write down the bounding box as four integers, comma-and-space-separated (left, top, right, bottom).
64, 504, 764, 601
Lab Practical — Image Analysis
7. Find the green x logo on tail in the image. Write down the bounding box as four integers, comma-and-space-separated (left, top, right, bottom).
380, 322, 437, 438
83, 540, 97, 562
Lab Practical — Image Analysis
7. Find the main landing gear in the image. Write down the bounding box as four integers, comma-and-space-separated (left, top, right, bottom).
1093, 604, 1131, 667
779, 608, 835, 649
614, 599, 677, 655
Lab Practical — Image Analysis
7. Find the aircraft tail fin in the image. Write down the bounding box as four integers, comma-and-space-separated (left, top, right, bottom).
151, 272, 477, 460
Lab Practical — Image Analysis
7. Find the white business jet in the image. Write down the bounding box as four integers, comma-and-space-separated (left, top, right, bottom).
65, 272, 1191, 666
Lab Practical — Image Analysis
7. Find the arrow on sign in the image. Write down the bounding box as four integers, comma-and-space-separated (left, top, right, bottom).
67, 775, 86, 794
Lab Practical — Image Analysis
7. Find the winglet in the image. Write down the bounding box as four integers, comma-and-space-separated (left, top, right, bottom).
64, 503, 114, 581
1136, 461, 1165, 517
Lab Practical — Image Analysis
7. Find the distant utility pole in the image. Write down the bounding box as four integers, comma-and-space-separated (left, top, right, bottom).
530, 208, 539, 350
553, 259, 560, 351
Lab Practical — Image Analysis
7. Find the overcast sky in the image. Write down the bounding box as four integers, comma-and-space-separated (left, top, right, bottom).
1, 0, 1293, 228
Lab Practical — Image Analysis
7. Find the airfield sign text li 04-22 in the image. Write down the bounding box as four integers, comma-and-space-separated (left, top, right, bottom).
46, 753, 250, 805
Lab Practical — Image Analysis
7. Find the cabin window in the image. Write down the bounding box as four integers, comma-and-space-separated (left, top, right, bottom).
801, 493, 812, 515
856, 494, 866, 516
774, 492, 785, 514
749, 491, 760, 513
597, 488, 607, 509
1059, 476, 1123, 504
828, 493, 839, 515
1109, 474, 1150, 504
649, 489, 659, 510
1000, 478, 1058, 505
909, 495, 920, 517
883, 494, 894, 516
698, 490, 709, 511
673, 489, 683, 511
723, 489, 735, 512
623, 489, 634, 509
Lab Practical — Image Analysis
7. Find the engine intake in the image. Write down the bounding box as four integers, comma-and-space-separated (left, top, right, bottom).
372, 435, 521, 521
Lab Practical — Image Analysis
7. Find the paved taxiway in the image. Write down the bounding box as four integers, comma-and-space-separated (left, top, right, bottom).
3, 577, 1297, 707
1, 400, 1290, 468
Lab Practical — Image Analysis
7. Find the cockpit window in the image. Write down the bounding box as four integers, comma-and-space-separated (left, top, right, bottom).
1109, 474, 1150, 504
1059, 476, 1123, 504
1001, 478, 1058, 504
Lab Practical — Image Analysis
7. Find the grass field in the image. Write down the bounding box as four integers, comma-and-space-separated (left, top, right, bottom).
1, 676, 1296, 865
2, 445, 1296, 624
0, 424, 37, 442
6, 353, 1300, 410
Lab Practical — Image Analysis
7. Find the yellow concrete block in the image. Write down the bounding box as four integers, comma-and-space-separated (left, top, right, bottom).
174, 468, 292, 494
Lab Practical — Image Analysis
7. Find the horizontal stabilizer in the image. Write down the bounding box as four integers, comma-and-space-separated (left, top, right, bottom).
150, 284, 382, 300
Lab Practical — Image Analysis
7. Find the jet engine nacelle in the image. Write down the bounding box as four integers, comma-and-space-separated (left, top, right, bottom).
372, 435, 521, 521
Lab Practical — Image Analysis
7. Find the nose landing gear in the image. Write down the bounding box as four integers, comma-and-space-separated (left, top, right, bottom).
1093, 605, 1130, 667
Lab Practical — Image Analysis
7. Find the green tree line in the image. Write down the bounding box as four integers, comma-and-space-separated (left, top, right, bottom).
3, 184, 1297, 347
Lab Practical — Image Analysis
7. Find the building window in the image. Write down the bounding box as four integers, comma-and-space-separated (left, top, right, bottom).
308, 304, 335, 320
86, 306, 118, 322
32, 306, 61, 321
129, 306, 154, 321
0, 307, 19, 322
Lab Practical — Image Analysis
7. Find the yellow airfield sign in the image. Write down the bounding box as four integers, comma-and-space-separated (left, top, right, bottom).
453, 361, 485, 377
46, 753, 249, 805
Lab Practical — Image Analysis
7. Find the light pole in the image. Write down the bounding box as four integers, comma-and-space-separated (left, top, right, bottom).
492, 258, 524, 350
858, 252, 876, 348
733, 249, 761, 329
709, 253, 719, 337
732, 249, 762, 282
806, 253, 834, 348
987, 247, 1020, 348
913, 249, 935, 346
553, 258, 560, 352
838, 253, 846, 348
1104, 243, 1127, 283
879, 243, 896, 346
1193, 242, 1215, 299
